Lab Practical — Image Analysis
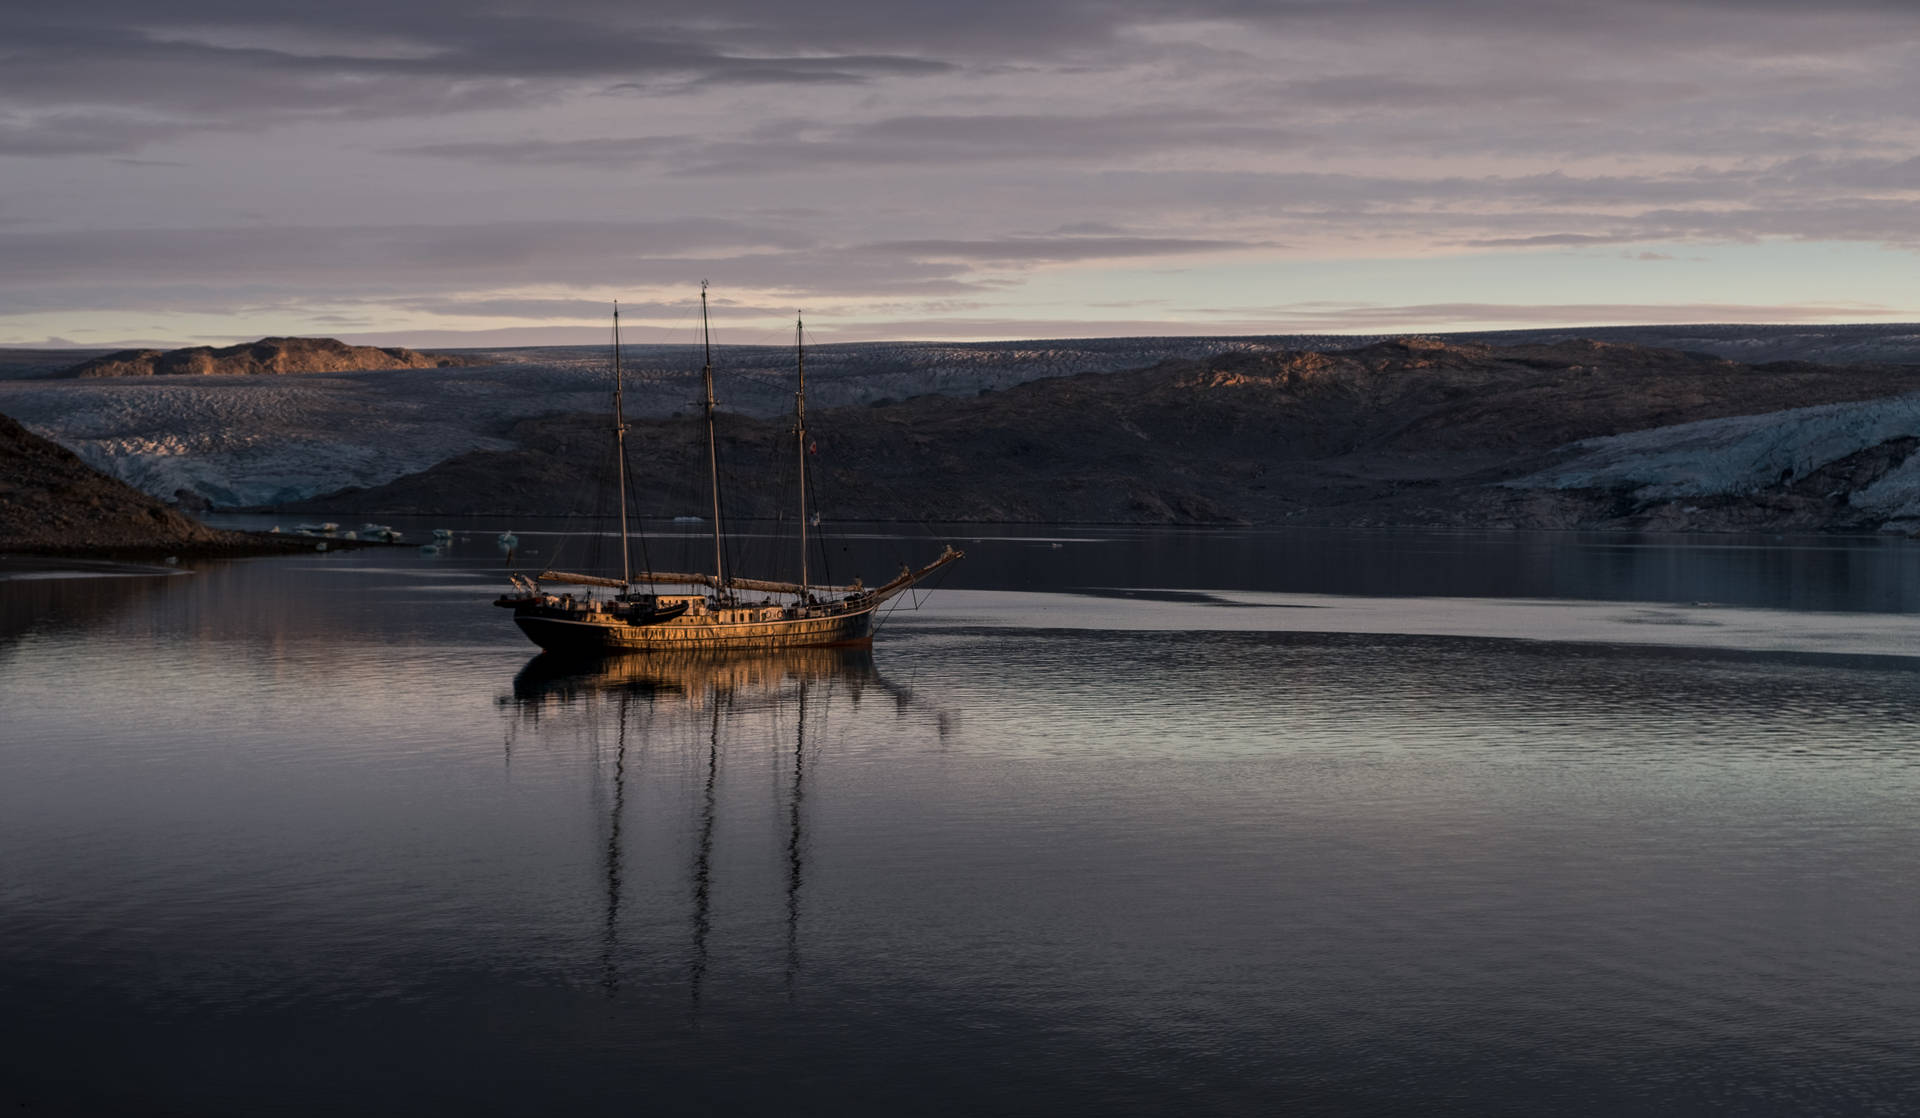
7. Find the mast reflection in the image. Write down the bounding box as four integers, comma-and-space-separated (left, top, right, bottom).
786, 677, 808, 999
690, 697, 718, 1018
499, 647, 941, 1013
601, 692, 627, 995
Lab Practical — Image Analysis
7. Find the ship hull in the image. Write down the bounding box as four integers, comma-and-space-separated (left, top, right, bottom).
512, 603, 877, 655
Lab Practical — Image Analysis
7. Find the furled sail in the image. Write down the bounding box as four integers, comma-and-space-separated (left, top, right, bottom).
632, 570, 862, 595
536, 570, 629, 589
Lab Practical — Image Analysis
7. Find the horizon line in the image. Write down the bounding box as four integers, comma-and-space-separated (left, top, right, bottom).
9, 319, 1920, 353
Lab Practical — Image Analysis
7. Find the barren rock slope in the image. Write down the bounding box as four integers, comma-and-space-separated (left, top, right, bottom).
62, 337, 479, 378
0, 411, 243, 553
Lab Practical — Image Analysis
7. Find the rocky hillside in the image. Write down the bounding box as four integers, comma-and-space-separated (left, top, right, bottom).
0, 411, 256, 554
61, 337, 481, 378
289, 338, 1920, 530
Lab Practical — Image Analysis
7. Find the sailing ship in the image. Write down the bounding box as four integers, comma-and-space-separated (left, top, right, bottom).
494, 285, 962, 654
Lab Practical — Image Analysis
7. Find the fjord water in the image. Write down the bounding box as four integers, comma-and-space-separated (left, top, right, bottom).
4, 526, 1919, 1115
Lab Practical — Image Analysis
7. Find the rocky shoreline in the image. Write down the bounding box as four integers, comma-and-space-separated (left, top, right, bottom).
0, 410, 395, 559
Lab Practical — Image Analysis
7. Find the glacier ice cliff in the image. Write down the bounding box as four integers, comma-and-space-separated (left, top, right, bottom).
1510, 392, 1920, 523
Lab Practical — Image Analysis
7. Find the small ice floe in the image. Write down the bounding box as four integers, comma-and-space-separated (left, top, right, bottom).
672, 515, 704, 523
419, 543, 441, 555
432, 528, 454, 540
268, 525, 282, 534
497, 530, 519, 548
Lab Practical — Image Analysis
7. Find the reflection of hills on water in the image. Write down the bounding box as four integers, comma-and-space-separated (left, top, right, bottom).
0, 561, 180, 650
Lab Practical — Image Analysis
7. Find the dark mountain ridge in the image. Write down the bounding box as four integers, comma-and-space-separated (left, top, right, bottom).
289, 338, 1920, 530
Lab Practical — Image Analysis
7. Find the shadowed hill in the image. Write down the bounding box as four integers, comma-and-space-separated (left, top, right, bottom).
289, 338, 1920, 529
61, 337, 483, 378
1, 411, 255, 553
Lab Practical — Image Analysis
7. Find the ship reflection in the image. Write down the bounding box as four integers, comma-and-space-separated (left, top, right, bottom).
499, 648, 949, 1013
507, 645, 886, 712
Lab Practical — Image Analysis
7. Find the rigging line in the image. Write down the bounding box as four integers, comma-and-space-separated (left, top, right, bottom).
728, 324, 792, 349
699, 281, 728, 594
871, 555, 958, 635
656, 300, 700, 348
804, 440, 833, 590
612, 304, 659, 589
791, 324, 954, 559
732, 424, 802, 601
787, 316, 911, 586
796, 311, 808, 592
707, 425, 794, 597
541, 418, 599, 583
805, 406, 929, 575
633, 503, 654, 588
712, 412, 748, 600
543, 352, 627, 582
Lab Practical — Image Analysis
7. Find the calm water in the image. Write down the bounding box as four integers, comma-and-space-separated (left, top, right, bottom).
4, 526, 1920, 1115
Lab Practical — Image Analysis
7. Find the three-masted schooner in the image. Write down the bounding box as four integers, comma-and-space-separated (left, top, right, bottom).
495, 285, 962, 654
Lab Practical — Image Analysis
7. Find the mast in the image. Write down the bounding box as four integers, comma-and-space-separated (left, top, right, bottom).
612, 302, 631, 586
700, 282, 725, 590
795, 313, 808, 593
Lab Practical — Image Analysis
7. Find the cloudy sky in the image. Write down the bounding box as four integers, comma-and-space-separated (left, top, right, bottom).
4, 0, 1919, 346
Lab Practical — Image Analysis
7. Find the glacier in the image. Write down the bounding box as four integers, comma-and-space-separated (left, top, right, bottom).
1509, 391, 1920, 523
